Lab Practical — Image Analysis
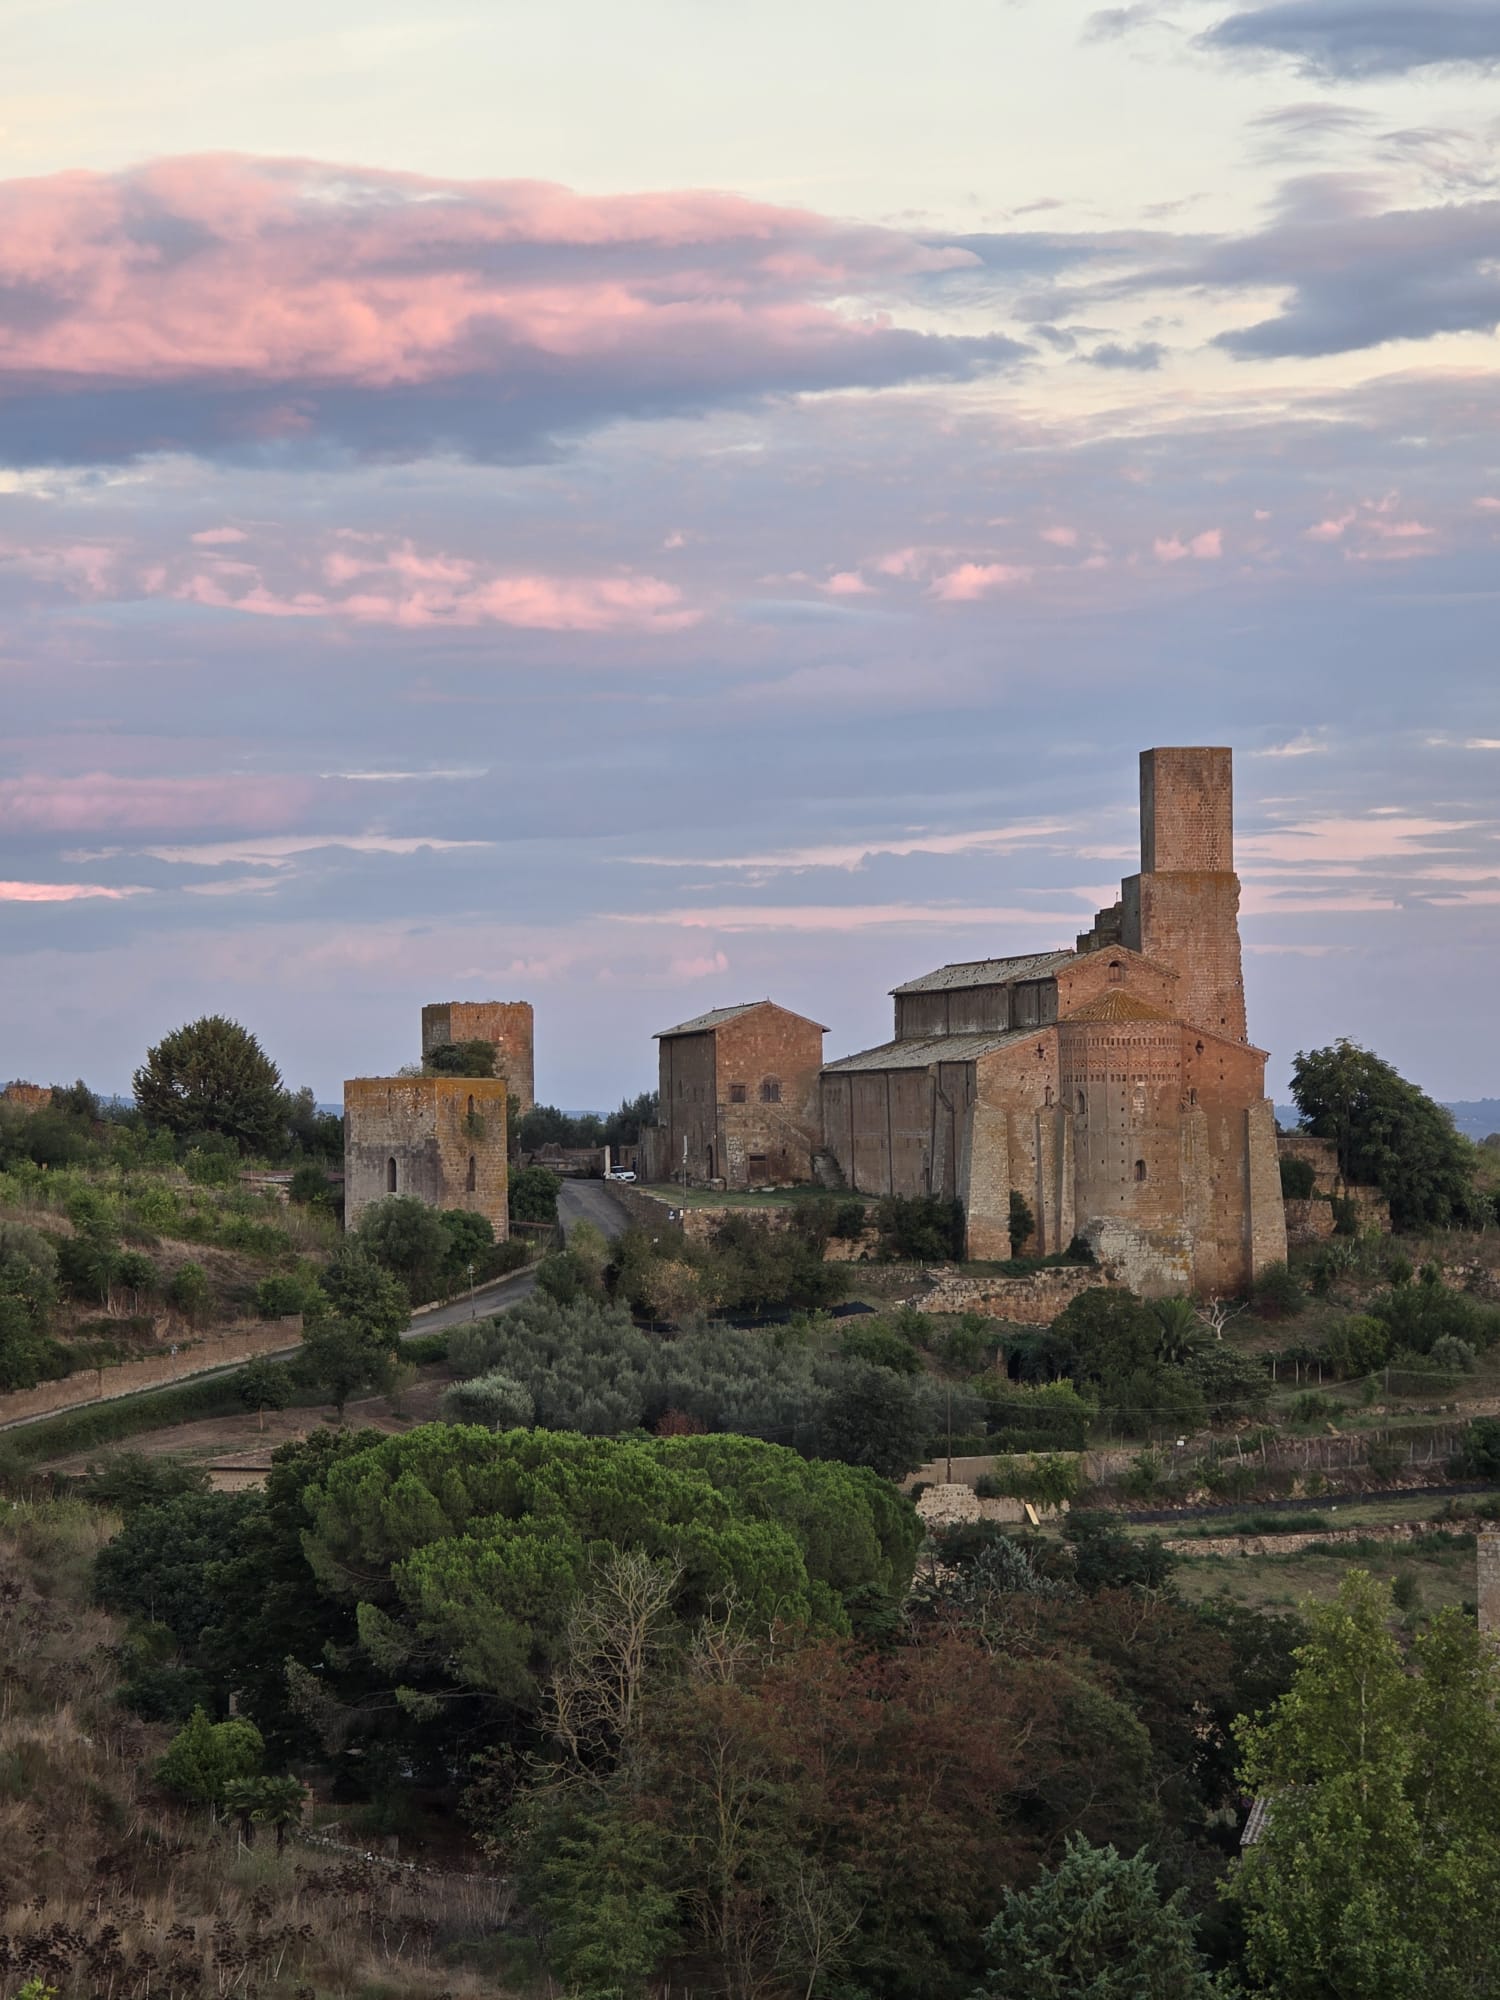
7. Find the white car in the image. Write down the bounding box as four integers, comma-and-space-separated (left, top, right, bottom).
604, 1167, 637, 1182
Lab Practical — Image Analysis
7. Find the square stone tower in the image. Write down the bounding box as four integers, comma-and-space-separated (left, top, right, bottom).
1122, 747, 1248, 1044
1480, 1526, 1500, 1639
343, 1074, 510, 1236
421, 999, 535, 1111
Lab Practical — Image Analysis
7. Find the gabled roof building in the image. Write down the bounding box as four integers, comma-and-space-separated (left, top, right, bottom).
639, 998, 827, 1189
819, 747, 1286, 1296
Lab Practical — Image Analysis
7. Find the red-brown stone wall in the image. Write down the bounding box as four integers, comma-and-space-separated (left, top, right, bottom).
657, 1030, 718, 1181
1140, 746, 1235, 874
714, 1007, 824, 1185
1054, 948, 1177, 1018
421, 1000, 535, 1110
344, 1075, 510, 1236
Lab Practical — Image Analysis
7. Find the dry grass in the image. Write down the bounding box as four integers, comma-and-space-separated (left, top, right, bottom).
0, 1497, 530, 2000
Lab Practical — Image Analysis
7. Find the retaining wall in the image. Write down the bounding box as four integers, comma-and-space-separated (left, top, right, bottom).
0, 1319, 303, 1430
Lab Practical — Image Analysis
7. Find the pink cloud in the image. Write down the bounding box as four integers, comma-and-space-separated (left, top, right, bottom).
1153, 530, 1222, 563
1039, 525, 1078, 547
0, 156, 1016, 462
821, 571, 874, 596
0, 772, 316, 834
190, 526, 248, 545
0, 880, 145, 902
1476, 497, 1500, 512
930, 561, 1033, 601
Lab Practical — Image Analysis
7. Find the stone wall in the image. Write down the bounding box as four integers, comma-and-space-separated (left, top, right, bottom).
421, 999, 535, 1111
0, 1319, 302, 1431
1480, 1526, 1500, 1637
1167, 1518, 1488, 1560
713, 1006, 825, 1187
1284, 1197, 1335, 1245
909, 1264, 1121, 1322
344, 1075, 509, 1236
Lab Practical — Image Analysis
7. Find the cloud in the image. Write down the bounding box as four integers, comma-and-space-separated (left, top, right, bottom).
1087, 339, 1165, 370
0, 772, 315, 834
127, 833, 493, 868
610, 903, 1079, 933
0, 880, 146, 902
1153, 529, 1222, 561
1253, 733, 1329, 757
1201, 2, 1500, 80
0, 154, 1026, 467
627, 821, 1067, 876
930, 561, 1034, 600
190, 526, 248, 545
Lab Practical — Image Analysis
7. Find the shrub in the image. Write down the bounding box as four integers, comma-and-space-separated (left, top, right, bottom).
1365, 1438, 1406, 1481
254, 1272, 311, 1317
1323, 1313, 1391, 1378
155, 1705, 264, 1808
839, 1319, 922, 1375
1450, 1418, 1500, 1479
985, 1453, 1081, 1508
443, 1371, 536, 1428
1250, 1260, 1304, 1320
1431, 1334, 1478, 1375
1280, 1156, 1317, 1199
289, 1162, 333, 1205
873, 1193, 964, 1263
166, 1260, 212, 1326
510, 1165, 563, 1224
1008, 1189, 1035, 1256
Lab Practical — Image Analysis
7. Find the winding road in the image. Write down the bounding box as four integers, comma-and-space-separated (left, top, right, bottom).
401, 1178, 631, 1335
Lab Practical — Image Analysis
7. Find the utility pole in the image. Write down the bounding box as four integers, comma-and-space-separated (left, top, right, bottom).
946, 1379, 953, 1485
467, 1261, 476, 1318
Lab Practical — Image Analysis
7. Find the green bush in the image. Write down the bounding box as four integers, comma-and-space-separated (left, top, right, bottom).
156, 1706, 264, 1808
1250, 1260, 1303, 1320
510, 1165, 563, 1224
873, 1193, 964, 1263
289, 1161, 334, 1206
254, 1272, 311, 1317
1323, 1313, 1391, 1378
1279, 1156, 1317, 1200
166, 1260, 212, 1326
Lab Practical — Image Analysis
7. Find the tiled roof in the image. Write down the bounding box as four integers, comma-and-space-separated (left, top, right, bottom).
1240, 1796, 1273, 1848
891, 950, 1075, 997
1065, 991, 1176, 1024
656, 1000, 829, 1038
823, 1028, 1036, 1074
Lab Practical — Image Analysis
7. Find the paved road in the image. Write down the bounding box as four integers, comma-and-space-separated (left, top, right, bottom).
401, 1179, 631, 1335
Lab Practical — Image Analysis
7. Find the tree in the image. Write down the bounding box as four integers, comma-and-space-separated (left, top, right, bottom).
351, 1195, 452, 1299
166, 1260, 212, 1326
320, 1247, 410, 1340
301, 1315, 399, 1417
1291, 1040, 1485, 1231
811, 1360, 928, 1479
0, 1222, 63, 1389
440, 1206, 494, 1284
223, 1772, 305, 1852
976, 1835, 1223, 1999
1008, 1188, 1035, 1257
133, 1015, 285, 1154
289, 1161, 334, 1206
510, 1164, 562, 1223
155, 1704, 264, 1808
1229, 1572, 1500, 1999
238, 1357, 293, 1429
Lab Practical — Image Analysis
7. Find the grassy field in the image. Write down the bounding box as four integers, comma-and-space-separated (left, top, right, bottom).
1173, 1536, 1476, 1617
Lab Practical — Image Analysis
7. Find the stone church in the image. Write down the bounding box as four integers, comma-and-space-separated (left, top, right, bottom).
819, 747, 1286, 1295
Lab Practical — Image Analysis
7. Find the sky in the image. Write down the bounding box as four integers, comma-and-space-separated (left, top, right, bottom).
2, 0, 1498, 1108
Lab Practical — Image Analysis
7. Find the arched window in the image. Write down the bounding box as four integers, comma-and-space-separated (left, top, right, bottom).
465, 1154, 477, 1192
386, 1156, 398, 1192
1076, 1089, 1087, 1115
467, 1093, 476, 1120
1134, 1158, 1147, 1183
1108, 960, 1124, 985
1044, 1085, 1054, 1108
760, 1077, 781, 1104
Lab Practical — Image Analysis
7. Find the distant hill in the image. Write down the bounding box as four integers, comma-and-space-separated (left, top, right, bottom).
1277, 1102, 1500, 1143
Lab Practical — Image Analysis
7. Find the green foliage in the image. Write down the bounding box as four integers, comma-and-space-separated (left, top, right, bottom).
300, 1315, 399, 1415
445, 1371, 536, 1428
510, 1163, 562, 1223
133, 1015, 285, 1154
976, 1834, 1222, 1999
155, 1704, 264, 1808
814, 1359, 929, 1478
1052, 1289, 1208, 1439
0, 1220, 65, 1389
1323, 1312, 1391, 1378
1008, 1188, 1035, 1257
1291, 1039, 1487, 1231
1279, 1155, 1317, 1200
238, 1357, 294, 1416
350, 1195, 451, 1300
536, 1247, 597, 1306
289, 1161, 334, 1206
320, 1246, 411, 1338
1250, 1259, 1303, 1320
874, 1192, 965, 1262
1368, 1277, 1500, 1358
984, 1452, 1081, 1507
113, 1248, 157, 1302
300, 1424, 918, 1706
1450, 1416, 1500, 1479
522, 1800, 679, 1999
83, 1451, 211, 1511
1064, 1512, 1176, 1594
95, 1489, 261, 1637
254, 1271, 313, 1317
424, 1038, 498, 1077
839, 1317, 922, 1375
165, 1260, 212, 1325
438, 1205, 494, 1283
1230, 1572, 1500, 1999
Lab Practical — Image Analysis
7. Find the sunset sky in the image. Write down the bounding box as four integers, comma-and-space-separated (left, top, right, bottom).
3, 0, 1498, 1107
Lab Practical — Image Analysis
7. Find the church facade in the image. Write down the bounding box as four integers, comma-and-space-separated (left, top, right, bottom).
819, 747, 1286, 1295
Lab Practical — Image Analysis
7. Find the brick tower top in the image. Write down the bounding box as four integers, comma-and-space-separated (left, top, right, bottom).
1140, 747, 1234, 874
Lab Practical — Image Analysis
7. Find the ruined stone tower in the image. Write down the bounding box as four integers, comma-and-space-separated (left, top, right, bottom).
343, 1074, 510, 1236
421, 999, 535, 1111
1122, 747, 1248, 1044
1480, 1526, 1500, 1639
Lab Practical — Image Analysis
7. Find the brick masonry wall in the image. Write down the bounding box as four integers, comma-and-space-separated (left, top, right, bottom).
1480, 1526, 1500, 1637
713, 1007, 824, 1187
344, 1075, 510, 1236
911, 1266, 1122, 1321
0, 1319, 302, 1430
421, 1000, 535, 1111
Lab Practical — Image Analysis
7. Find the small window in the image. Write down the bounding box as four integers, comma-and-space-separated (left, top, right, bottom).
760, 1077, 781, 1104
466, 1154, 477, 1192
467, 1093, 476, 1120
748, 1153, 768, 1173
1076, 1089, 1087, 1115
386, 1156, 398, 1193
1134, 1158, 1147, 1183
729, 1082, 747, 1104
1043, 1085, 1054, 1108
1108, 960, 1123, 985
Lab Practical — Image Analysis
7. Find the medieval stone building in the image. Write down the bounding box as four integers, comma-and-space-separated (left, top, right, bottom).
639, 1001, 826, 1189
820, 747, 1285, 1295
421, 999, 535, 1112
343, 1074, 510, 1236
